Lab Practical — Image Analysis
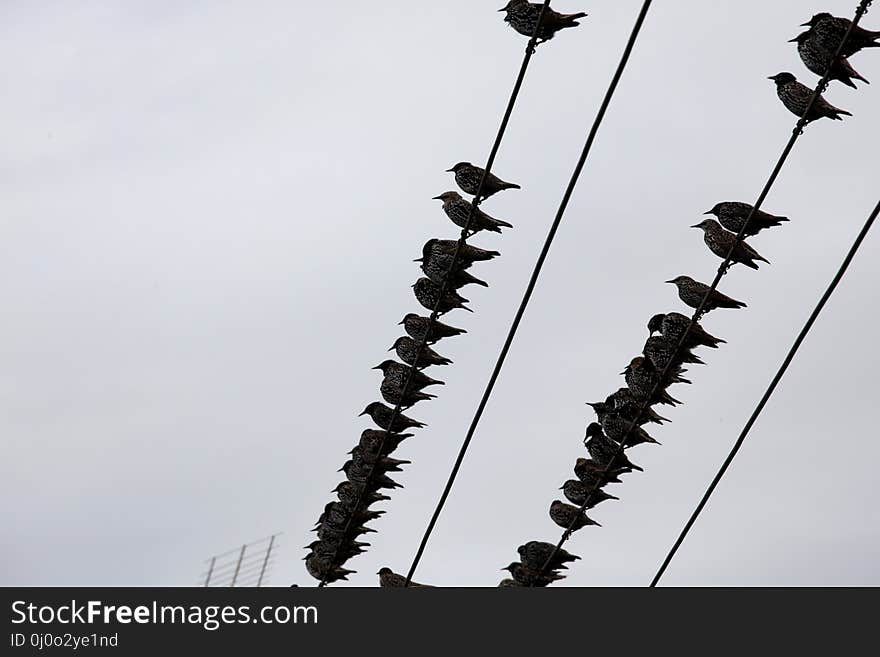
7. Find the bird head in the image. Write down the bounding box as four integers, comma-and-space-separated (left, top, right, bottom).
388, 337, 407, 352
499, 1, 524, 12
768, 72, 796, 86
704, 202, 723, 216
359, 402, 381, 416
587, 401, 609, 416
690, 219, 714, 231
398, 313, 418, 326
446, 162, 471, 173
788, 31, 811, 44
665, 275, 690, 287
647, 313, 665, 335
585, 422, 604, 440
432, 191, 460, 203
801, 12, 831, 28
501, 562, 520, 573
372, 360, 396, 373
377, 567, 392, 576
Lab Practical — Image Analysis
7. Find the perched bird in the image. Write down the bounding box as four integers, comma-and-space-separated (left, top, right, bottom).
378, 567, 433, 588
605, 387, 671, 424
499, 0, 588, 44
433, 191, 513, 234
601, 413, 661, 448
561, 479, 619, 508
575, 457, 624, 487
517, 541, 580, 572
790, 31, 869, 89
316, 501, 384, 529
305, 553, 354, 583
374, 360, 444, 391
380, 377, 435, 408
549, 500, 600, 534
692, 219, 770, 271
623, 356, 682, 407
584, 423, 644, 472
357, 428, 413, 458
648, 313, 725, 350
399, 313, 466, 344
447, 162, 521, 198
348, 446, 409, 472
305, 539, 366, 564
704, 201, 789, 237
315, 518, 374, 544
360, 401, 426, 432
502, 562, 563, 587
644, 334, 704, 371
769, 72, 852, 123
390, 336, 452, 369
422, 239, 500, 265
498, 578, 524, 587
801, 12, 880, 58
666, 276, 747, 313
334, 480, 390, 510
339, 459, 402, 491
413, 277, 472, 314
416, 250, 489, 289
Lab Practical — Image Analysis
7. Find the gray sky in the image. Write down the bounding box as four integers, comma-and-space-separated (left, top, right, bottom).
2, 0, 878, 587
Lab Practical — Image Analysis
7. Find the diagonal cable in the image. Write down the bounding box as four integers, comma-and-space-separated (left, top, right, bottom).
405, 0, 655, 586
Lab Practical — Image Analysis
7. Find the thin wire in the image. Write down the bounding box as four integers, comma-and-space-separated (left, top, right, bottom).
405, 0, 655, 586
651, 197, 879, 586
535, 0, 874, 583
317, 1, 555, 586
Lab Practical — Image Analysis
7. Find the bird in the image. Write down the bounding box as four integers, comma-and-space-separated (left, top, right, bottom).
768, 72, 852, 123
348, 446, 410, 472
390, 336, 452, 369
600, 413, 661, 448
422, 239, 500, 265
433, 191, 513, 234
666, 276, 747, 313
316, 501, 384, 529
498, 578, 524, 587
703, 201, 789, 237
359, 401, 426, 432
378, 567, 433, 588
692, 219, 770, 271
305, 539, 366, 564
357, 429, 413, 458
648, 312, 726, 350
801, 12, 880, 58
790, 30, 869, 89
502, 562, 564, 587
339, 459, 402, 491
549, 500, 600, 535
561, 479, 619, 508
379, 377, 435, 408
644, 334, 704, 370
399, 313, 466, 344
413, 277, 473, 315
499, 0, 588, 44
584, 423, 644, 472
374, 360, 444, 391
604, 388, 670, 425
305, 553, 354, 583
416, 250, 489, 289
447, 162, 521, 198
623, 356, 683, 407
334, 480, 390, 510
517, 541, 580, 572
574, 457, 624, 487
314, 518, 375, 545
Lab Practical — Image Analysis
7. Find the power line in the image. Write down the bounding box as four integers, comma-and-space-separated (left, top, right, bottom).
535, 0, 875, 583
651, 196, 879, 586
317, 1, 555, 586
405, 0, 655, 586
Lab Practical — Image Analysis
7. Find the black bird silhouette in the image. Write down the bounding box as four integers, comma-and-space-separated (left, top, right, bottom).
666, 276, 747, 313
416, 250, 489, 289
648, 313, 726, 350
790, 30, 869, 89
575, 457, 625, 487
549, 500, 600, 535
334, 480, 390, 509
518, 541, 580, 571
359, 401, 426, 432
499, 0, 588, 44
584, 423, 644, 472
413, 278, 472, 315
692, 219, 770, 271
422, 239, 500, 265
704, 201, 789, 237
433, 191, 512, 234
305, 553, 354, 583
447, 162, 520, 198
390, 336, 452, 369
768, 72, 852, 123
399, 313, 466, 344
339, 459, 402, 491
561, 479, 619, 508
348, 447, 409, 472
377, 567, 433, 588
801, 12, 880, 58
374, 360, 444, 391
623, 356, 683, 406
604, 388, 671, 425
305, 539, 366, 564
502, 562, 563, 587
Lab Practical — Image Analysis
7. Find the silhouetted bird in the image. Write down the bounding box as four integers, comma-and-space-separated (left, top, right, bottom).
704, 201, 789, 237
374, 360, 444, 392
305, 539, 366, 564
423, 239, 500, 265
605, 387, 671, 424
400, 313, 466, 344
802, 12, 880, 58
790, 30, 869, 89
499, 0, 588, 44
417, 251, 489, 289
648, 313, 725, 350
378, 567, 433, 588
601, 413, 661, 448
305, 553, 354, 583
517, 541, 580, 571
349, 447, 410, 472
498, 578, 524, 587
339, 459, 402, 491
317, 501, 384, 529
433, 191, 513, 234
360, 401, 426, 432
315, 519, 374, 544
692, 219, 770, 271
623, 356, 682, 406
357, 429, 412, 458
644, 335, 704, 371
334, 480, 390, 510
447, 162, 521, 198
561, 479, 619, 508
550, 500, 600, 535
584, 423, 644, 472
502, 562, 564, 587
666, 276, 747, 313
390, 336, 452, 369
413, 278, 472, 314
768, 72, 852, 122
575, 457, 624, 487
379, 377, 435, 408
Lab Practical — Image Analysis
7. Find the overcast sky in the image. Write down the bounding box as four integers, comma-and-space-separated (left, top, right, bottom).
2, 0, 878, 588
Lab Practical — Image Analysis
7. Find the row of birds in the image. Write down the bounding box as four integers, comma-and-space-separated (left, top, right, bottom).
496, 9, 878, 588
306, 161, 523, 584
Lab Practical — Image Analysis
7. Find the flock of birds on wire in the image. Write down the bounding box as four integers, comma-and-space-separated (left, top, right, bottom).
304, 2, 879, 587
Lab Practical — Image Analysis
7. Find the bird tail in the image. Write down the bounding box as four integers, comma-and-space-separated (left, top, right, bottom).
491, 218, 514, 230
562, 11, 588, 24
832, 108, 853, 119
840, 76, 858, 90
461, 271, 489, 287
502, 182, 522, 190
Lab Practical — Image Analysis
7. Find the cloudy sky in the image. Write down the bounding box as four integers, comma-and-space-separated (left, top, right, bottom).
2, 0, 878, 588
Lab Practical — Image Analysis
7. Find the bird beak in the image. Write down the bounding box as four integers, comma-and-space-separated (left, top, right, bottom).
767, 75, 776, 80
690, 223, 702, 229
432, 195, 443, 200
413, 257, 423, 263
445, 167, 455, 172
387, 346, 395, 352
372, 364, 382, 370
800, 20, 811, 27
398, 319, 405, 325
703, 210, 714, 215
358, 410, 368, 416
788, 36, 799, 42
498, 7, 507, 11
